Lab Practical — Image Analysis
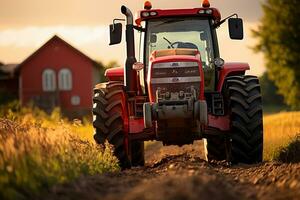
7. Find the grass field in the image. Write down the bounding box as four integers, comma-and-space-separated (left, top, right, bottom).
0, 108, 119, 200
264, 112, 300, 161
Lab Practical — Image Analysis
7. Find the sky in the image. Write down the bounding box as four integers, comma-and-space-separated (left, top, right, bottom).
0, 0, 265, 75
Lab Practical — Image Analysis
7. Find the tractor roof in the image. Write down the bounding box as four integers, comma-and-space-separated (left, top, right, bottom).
136, 8, 221, 26
135, 1, 221, 26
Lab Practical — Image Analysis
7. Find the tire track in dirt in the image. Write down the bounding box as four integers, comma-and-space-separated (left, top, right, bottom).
44, 141, 300, 200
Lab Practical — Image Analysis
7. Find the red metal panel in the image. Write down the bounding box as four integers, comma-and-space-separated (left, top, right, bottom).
208, 114, 230, 131
217, 62, 250, 91
129, 118, 145, 134
105, 67, 124, 81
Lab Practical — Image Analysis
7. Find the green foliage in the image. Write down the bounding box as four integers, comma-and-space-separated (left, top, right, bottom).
94, 60, 106, 83
0, 92, 18, 105
259, 72, 285, 106
106, 60, 120, 69
94, 60, 120, 83
253, 0, 300, 109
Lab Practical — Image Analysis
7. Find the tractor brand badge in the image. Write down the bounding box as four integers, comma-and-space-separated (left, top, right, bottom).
185, 70, 197, 74
171, 62, 179, 67
172, 70, 179, 74
155, 71, 167, 76
172, 77, 180, 82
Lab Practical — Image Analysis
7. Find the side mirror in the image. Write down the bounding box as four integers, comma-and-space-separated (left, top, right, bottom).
132, 62, 144, 71
228, 18, 244, 40
109, 23, 122, 45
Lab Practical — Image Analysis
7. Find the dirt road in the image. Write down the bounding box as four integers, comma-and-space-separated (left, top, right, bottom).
45, 141, 300, 200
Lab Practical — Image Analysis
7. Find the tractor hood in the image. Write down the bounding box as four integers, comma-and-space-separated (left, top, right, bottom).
150, 49, 201, 62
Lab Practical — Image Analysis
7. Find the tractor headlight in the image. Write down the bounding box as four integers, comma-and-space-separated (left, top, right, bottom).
198, 10, 205, 14
150, 11, 158, 16
141, 12, 150, 17
205, 9, 213, 14
198, 9, 212, 15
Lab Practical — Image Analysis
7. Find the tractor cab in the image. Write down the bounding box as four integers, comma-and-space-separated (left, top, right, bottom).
141, 16, 216, 92
109, 1, 244, 94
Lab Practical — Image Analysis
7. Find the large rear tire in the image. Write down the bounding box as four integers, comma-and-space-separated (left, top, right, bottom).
225, 75, 264, 164
93, 81, 131, 169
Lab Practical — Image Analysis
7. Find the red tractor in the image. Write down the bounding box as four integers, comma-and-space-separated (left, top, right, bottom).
93, 0, 263, 168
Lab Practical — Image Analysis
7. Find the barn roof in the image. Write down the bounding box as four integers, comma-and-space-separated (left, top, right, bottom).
17, 35, 98, 71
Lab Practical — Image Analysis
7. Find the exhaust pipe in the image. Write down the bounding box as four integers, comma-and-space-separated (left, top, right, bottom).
121, 5, 137, 93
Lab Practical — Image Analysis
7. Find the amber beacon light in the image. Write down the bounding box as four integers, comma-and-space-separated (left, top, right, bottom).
144, 1, 152, 10
202, 0, 211, 8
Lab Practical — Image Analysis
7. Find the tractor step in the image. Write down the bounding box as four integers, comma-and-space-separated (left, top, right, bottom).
205, 92, 224, 116
135, 96, 147, 118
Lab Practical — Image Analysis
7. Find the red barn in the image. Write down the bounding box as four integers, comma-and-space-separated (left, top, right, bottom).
18, 35, 101, 118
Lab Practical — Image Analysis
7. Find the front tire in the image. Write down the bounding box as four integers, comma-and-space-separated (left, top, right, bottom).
225, 75, 264, 164
93, 81, 131, 169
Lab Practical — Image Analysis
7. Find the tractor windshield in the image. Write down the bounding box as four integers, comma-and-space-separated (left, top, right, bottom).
146, 17, 214, 66
144, 17, 215, 90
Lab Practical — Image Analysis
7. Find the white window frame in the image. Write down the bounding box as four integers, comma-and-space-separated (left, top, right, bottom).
58, 68, 72, 91
42, 69, 56, 92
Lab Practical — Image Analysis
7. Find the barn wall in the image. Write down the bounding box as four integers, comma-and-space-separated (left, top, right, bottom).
20, 38, 94, 117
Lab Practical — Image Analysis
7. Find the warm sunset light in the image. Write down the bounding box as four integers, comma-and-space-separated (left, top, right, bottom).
2, 1, 300, 199
0, 0, 266, 76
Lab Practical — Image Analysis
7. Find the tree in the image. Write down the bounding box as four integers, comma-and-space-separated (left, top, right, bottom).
0, 61, 3, 66
253, 0, 300, 109
106, 60, 120, 69
259, 72, 285, 106
94, 61, 106, 83
94, 60, 120, 83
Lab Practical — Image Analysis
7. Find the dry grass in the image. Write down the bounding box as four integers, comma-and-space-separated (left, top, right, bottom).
274, 135, 300, 163
264, 112, 300, 161
0, 108, 119, 200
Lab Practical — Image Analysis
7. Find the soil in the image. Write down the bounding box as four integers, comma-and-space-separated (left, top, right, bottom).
44, 141, 300, 200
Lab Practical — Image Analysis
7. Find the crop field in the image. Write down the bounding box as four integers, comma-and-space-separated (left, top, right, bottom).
263, 112, 300, 161
0, 108, 119, 200
0, 108, 299, 200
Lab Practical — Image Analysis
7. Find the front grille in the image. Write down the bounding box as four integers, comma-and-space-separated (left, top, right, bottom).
150, 62, 201, 102
152, 67, 200, 78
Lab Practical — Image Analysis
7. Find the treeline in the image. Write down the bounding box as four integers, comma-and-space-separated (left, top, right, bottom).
94, 60, 120, 82
259, 72, 287, 112
253, 0, 300, 110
